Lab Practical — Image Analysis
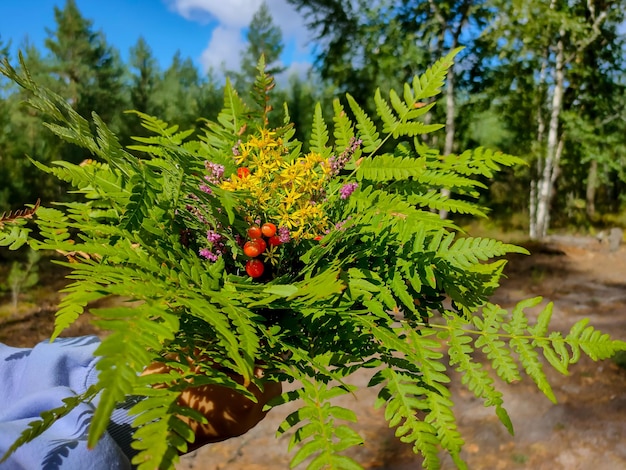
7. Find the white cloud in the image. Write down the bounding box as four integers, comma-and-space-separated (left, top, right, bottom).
199, 25, 245, 73
165, 0, 264, 27
166, 0, 313, 75
277, 61, 312, 84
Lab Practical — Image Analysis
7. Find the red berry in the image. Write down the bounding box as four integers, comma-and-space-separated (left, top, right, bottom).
256, 237, 267, 253
245, 259, 264, 278
268, 235, 282, 247
261, 222, 277, 237
243, 240, 262, 257
247, 226, 262, 239
314, 235, 323, 241
237, 167, 250, 178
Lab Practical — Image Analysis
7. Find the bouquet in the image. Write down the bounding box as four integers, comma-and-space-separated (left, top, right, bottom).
1, 51, 624, 470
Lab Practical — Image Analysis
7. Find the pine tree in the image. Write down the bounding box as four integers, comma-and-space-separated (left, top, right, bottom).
44, 0, 126, 137
123, 36, 162, 142
231, 1, 286, 93
153, 51, 202, 130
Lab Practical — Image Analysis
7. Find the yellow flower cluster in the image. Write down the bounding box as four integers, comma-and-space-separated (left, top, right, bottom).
220, 129, 332, 240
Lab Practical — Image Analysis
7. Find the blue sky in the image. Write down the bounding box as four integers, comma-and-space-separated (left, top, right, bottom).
0, 0, 314, 78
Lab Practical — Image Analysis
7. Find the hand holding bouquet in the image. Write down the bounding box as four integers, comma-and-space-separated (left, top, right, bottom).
1, 52, 624, 470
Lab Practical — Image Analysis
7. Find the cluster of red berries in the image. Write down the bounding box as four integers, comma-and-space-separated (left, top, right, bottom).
243, 222, 282, 278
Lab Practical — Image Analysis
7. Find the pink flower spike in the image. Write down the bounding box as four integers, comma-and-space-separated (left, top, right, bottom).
340, 182, 358, 200
278, 226, 290, 243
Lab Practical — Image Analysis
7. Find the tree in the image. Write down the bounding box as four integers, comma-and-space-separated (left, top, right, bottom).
196, 67, 225, 124
289, 0, 493, 219
287, 0, 425, 107
486, 0, 625, 238
44, 0, 126, 135
230, 1, 286, 94
123, 36, 162, 142
45, 0, 128, 171
0, 42, 62, 207
154, 51, 202, 130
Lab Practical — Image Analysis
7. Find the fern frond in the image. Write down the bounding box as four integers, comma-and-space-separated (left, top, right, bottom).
418, 170, 486, 192
0, 199, 40, 226
332, 99, 356, 152
52, 280, 108, 340
0, 202, 36, 249
440, 147, 527, 178
438, 236, 529, 269
374, 89, 399, 135
412, 48, 462, 101
356, 154, 425, 181
473, 304, 522, 383
277, 374, 363, 469
88, 303, 178, 448
372, 368, 441, 470
129, 387, 194, 470
565, 318, 626, 362
346, 93, 381, 153
217, 78, 248, 135
445, 324, 513, 434
310, 103, 332, 158
409, 191, 487, 217
120, 173, 152, 232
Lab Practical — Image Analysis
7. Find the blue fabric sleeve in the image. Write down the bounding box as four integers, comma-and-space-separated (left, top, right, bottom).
0, 336, 133, 470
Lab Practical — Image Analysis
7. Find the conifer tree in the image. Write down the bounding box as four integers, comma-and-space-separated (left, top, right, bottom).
44, 0, 126, 136
123, 36, 162, 142
231, 1, 286, 93
154, 51, 202, 130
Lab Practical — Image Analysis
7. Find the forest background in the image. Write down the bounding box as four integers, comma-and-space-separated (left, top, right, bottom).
1, 0, 625, 241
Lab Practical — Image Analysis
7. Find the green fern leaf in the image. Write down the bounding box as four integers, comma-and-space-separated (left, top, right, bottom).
409, 191, 487, 217
0, 221, 31, 250
346, 93, 381, 153
356, 154, 425, 181
278, 375, 363, 469
566, 318, 626, 361
473, 304, 522, 383
332, 99, 356, 151
412, 48, 462, 100
439, 237, 528, 268
310, 103, 332, 158
372, 368, 441, 470
374, 89, 399, 135
0, 386, 99, 464
445, 325, 513, 434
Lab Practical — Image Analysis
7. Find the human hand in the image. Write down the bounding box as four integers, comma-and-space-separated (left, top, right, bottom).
142, 359, 282, 452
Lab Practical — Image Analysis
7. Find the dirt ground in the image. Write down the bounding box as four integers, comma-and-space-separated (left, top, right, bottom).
1, 235, 625, 469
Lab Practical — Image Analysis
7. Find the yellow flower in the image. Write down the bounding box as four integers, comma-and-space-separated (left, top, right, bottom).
218, 128, 333, 241
263, 245, 281, 266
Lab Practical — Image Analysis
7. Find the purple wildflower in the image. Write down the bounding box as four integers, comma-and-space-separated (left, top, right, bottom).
334, 216, 352, 231
326, 137, 363, 177
340, 182, 358, 200
206, 230, 221, 243
232, 140, 242, 156
199, 248, 219, 262
204, 161, 225, 184
278, 226, 290, 243
199, 184, 212, 195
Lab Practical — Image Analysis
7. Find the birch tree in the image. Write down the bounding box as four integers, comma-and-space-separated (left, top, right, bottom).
489, 0, 621, 238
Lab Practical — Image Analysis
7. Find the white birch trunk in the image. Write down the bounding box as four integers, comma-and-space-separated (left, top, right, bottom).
533, 32, 565, 239
530, 50, 549, 240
